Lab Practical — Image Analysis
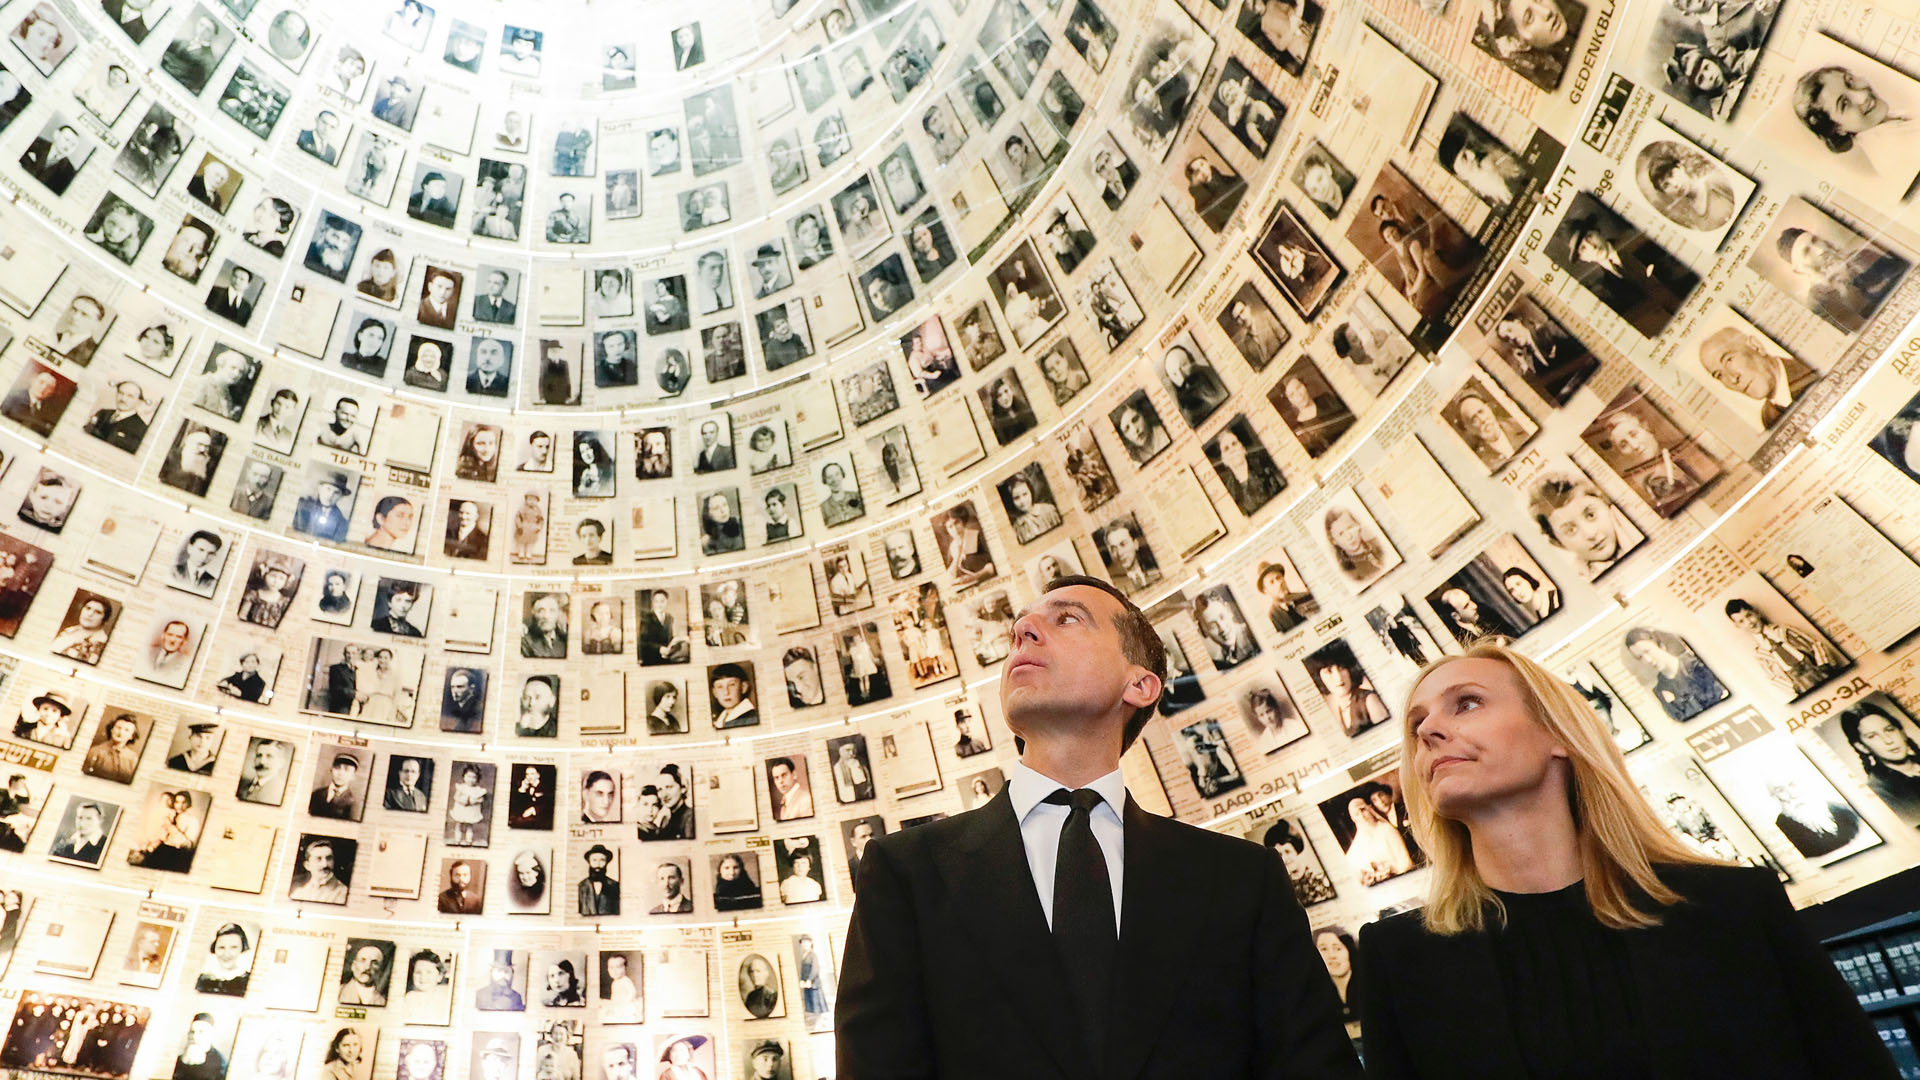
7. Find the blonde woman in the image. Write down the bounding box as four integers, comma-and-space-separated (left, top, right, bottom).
1358, 642, 1893, 1078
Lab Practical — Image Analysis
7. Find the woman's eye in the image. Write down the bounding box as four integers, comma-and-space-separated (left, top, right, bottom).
1456, 695, 1481, 712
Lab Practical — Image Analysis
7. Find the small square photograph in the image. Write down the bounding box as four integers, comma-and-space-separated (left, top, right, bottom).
1749, 195, 1909, 336
406, 167, 461, 230
159, 216, 217, 283
1177, 717, 1244, 798
544, 191, 592, 244
158, 6, 233, 91
1192, 583, 1261, 671
382, 754, 434, 812
767, 754, 815, 822
209, 63, 288, 142
439, 667, 486, 734
1236, 0, 1319, 74
1759, 33, 1920, 211
370, 71, 422, 131
571, 430, 615, 497
1314, 486, 1402, 592
1677, 306, 1817, 434
80, 708, 152, 784
188, 155, 243, 215
1634, 0, 1777, 121
1108, 390, 1171, 466
295, 106, 348, 165
1438, 112, 1530, 210
699, 489, 747, 556
1545, 193, 1700, 338
833, 173, 892, 257
1198, 411, 1290, 518
17, 465, 80, 532
1427, 533, 1560, 645
51, 590, 121, 667
858, 254, 915, 322
130, 614, 203, 689
417, 266, 464, 330
1563, 660, 1650, 754
309, 567, 360, 625
1210, 58, 1284, 159
1624, 119, 1754, 250
437, 857, 485, 914
1817, 693, 1920, 828
1214, 283, 1290, 376
47, 793, 123, 868
836, 622, 892, 705
371, 577, 431, 637
1483, 292, 1598, 406
1346, 164, 1483, 320
773, 836, 826, 904
709, 660, 759, 728
977, 367, 1039, 446
1078, 259, 1146, 351
443, 497, 493, 560
1581, 386, 1722, 517
997, 461, 1065, 544
1707, 721, 1881, 866
307, 743, 372, 822
1619, 626, 1728, 722
987, 241, 1065, 348
234, 736, 295, 805
444, 761, 496, 847
1709, 571, 1850, 702
1252, 204, 1342, 318
1159, 335, 1229, 429
500, 25, 542, 76
304, 213, 363, 284
1092, 511, 1159, 595
1516, 457, 1644, 581
1317, 767, 1423, 885
465, 336, 513, 396
1270, 356, 1356, 458
1251, 547, 1317, 634
641, 677, 688, 734
758, 300, 815, 370
747, 239, 794, 298
678, 184, 731, 233
580, 595, 622, 652
1, 362, 76, 437
84, 194, 155, 266
814, 112, 853, 168
1469, 0, 1586, 90
647, 125, 680, 175
824, 549, 875, 616
1438, 365, 1537, 470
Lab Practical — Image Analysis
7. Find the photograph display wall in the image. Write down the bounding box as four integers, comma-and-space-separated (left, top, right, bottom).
0, 0, 1919, 1070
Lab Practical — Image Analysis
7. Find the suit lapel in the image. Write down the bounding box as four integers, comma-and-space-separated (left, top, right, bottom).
1105, 798, 1207, 1080
939, 789, 1085, 1080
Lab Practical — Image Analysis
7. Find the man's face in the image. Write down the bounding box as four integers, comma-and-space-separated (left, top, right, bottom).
450, 672, 474, 703
351, 946, 382, 983
162, 623, 188, 651
786, 658, 820, 700
1107, 527, 1138, 568
186, 537, 218, 567
534, 596, 561, 631
451, 863, 471, 888
428, 275, 453, 304
26, 373, 56, 403
713, 675, 745, 708
586, 780, 616, 817
999, 584, 1149, 742
398, 759, 420, 787
459, 502, 479, 532
476, 341, 505, 374
852, 822, 874, 848
1702, 334, 1776, 400
771, 763, 795, 792
304, 843, 334, 878
331, 760, 357, 788
1546, 492, 1618, 563
658, 863, 684, 895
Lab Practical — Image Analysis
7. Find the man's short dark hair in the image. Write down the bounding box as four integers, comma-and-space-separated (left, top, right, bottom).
1040, 575, 1166, 750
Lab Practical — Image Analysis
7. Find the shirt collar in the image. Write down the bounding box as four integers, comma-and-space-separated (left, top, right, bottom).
1009, 760, 1127, 823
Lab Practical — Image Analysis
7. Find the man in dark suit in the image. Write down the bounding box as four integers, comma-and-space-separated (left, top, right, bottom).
1560, 202, 1698, 337
101, 0, 160, 43
579, 844, 621, 915
2, 369, 69, 436
205, 265, 257, 325
20, 125, 84, 195
408, 173, 458, 228
310, 753, 364, 820
324, 647, 358, 715
83, 380, 150, 452
472, 270, 517, 323
838, 576, 1360, 1079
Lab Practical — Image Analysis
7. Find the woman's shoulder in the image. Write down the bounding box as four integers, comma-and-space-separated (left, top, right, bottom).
1357, 905, 1437, 951
1655, 861, 1781, 907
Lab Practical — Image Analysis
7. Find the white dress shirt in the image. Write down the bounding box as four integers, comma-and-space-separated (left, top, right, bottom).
1008, 760, 1126, 934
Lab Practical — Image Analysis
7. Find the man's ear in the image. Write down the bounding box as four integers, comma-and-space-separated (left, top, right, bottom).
1121, 669, 1163, 710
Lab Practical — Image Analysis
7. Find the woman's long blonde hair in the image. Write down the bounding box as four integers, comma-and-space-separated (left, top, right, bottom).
1400, 642, 1723, 935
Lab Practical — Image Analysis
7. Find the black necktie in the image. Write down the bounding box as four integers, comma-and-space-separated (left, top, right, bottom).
1045, 787, 1116, 1057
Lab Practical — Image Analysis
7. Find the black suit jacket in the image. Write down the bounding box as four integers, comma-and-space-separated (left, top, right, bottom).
1357, 864, 1897, 1080
838, 788, 1360, 1080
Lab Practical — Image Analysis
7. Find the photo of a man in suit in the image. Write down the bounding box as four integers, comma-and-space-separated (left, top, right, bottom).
472, 269, 517, 323
102, 0, 161, 43
384, 757, 431, 811
19, 122, 86, 195
579, 844, 620, 915
837, 575, 1361, 1078
1550, 194, 1699, 338
204, 264, 258, 325
1, 367, 73, 437
310, 752, 365, 821
83, 379, 150, 452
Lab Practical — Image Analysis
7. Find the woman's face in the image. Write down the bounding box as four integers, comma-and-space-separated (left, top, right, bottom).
357, 325, 386, 354
1315, 934, 1350, 977
213, 932, 244, 966
719, 856, 740, 880
1547, 491, 1619, 562
371, 259, 397, 285
338, 1033, 362, 1062
1328, 512, 1365, 554
1253, 695, 1278, 728
383, 503, 416, 538
1320, 663, 1351, 694
1216, 430, 1248, 474
1407, 657, 1570, 819
1284, 377, 1312, 412
413, 958, 442, 987
546, 965, 568, 990
79, 600, 107, 628
1503, 575, 1536, 604
403, 1044, 436, 1079
474, 429, 498, 461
